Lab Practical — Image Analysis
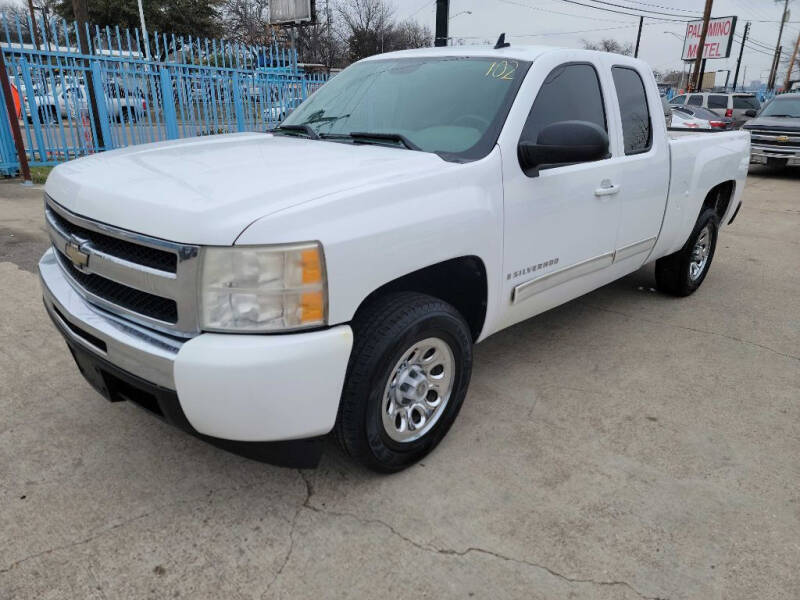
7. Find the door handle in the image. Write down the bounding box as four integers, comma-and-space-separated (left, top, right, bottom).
595, 182, 620, 197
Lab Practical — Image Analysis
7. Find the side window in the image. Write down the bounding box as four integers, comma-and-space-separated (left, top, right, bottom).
521, 63, 606, 144
687, 95, 703, 106
671, 95, 686, 105
611, 66, 651, 155
708, 94, 728, 109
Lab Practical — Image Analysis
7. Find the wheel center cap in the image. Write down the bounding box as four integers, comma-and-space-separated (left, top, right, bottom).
395, 365, 429, 404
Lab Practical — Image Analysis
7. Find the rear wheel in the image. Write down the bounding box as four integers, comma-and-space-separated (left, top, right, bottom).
655, 208, 719, 296
335, 292, 473, 472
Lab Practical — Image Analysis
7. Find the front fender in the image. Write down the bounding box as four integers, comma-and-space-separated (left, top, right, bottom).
235, 148, 505, 330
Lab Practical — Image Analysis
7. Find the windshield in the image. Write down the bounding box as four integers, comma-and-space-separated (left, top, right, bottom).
759, 97, 800, 117
281, 56, 530, 160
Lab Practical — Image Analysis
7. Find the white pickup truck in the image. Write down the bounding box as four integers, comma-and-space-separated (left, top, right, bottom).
39, 44, 750, 472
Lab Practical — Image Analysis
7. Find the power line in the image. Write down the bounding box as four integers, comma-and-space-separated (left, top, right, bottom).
554, 0, 694, 21
607, 0, 701, 14
499, 0, 632, 24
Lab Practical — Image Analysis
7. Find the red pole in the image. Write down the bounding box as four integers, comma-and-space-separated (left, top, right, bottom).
0, 47, 32, 184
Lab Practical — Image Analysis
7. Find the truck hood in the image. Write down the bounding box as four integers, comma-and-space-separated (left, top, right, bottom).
743, 116, 800, 131
45, 132, 446, 245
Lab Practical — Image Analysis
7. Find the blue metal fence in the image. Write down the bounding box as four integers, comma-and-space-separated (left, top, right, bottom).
0, 13, 328, 174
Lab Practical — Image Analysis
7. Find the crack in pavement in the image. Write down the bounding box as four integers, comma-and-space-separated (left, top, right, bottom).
267, 470, 667, 600
4, 468, 667, 600
0, 479, 278, 576
578, 302, 799, 363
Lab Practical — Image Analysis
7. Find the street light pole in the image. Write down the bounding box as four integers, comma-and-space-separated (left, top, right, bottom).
732, 21, 750, 90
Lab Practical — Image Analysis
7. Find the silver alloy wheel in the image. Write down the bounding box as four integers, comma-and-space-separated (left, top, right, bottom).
689, 224, 712, 281
381, 337, 455, 443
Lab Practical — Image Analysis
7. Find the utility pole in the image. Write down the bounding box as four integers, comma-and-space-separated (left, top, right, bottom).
26, 0, 42, 49
72, 0, 104, 149
769, 45, 783, 89
732, 21, 750, 90
784, 30, 800, 89
689, 0, 714, 92
634, 16, 644, 58
435, 0, 449, 47
768, 0, 789, 89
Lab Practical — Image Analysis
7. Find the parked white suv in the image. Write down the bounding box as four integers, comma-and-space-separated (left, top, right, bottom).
39, 45, 750, 471
670, 92, 760, 127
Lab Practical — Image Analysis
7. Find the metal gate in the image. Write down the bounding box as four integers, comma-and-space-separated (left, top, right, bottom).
0, 13, 328, 174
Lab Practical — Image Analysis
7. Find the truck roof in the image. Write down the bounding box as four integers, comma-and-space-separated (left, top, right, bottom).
361, 45, 572, 63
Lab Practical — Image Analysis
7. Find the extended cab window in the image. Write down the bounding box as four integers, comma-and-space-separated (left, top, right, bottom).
612, 66, 651, 155
520, 63, 606, 144
708, 94, 728, 109
687, 95, 703, 106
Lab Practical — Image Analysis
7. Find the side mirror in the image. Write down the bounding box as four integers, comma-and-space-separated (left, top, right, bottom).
744, 109, 757, 117
518, 120, 610, 176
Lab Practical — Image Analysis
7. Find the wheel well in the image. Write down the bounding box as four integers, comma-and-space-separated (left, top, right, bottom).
702, 180, 735, 222
355, 256, 488, 341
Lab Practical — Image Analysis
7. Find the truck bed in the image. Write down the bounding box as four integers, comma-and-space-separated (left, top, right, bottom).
650, 129, 750, 260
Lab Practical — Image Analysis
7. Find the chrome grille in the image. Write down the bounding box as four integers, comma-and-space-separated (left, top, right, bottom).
45, 195, 201, 336
748, 129, 800, 151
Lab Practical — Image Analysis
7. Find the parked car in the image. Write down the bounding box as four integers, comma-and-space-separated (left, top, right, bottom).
39, 45, 750, 472
742, 92, 800, 168
671, 105, 734, 130
670, 92, 760, 127
26, 82, 147, 123
263, 94, 303, 126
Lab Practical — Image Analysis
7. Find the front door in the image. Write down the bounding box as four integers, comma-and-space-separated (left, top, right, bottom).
500, 59, 621, 329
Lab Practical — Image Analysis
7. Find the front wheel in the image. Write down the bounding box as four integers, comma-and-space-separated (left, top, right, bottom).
335, 292, 473, 472
655, 208, 719, 296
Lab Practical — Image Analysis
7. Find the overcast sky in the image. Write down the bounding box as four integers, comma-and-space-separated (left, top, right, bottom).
397, 0, 800, 86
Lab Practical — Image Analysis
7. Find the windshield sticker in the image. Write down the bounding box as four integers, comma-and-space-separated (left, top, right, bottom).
485, 60, 518, 81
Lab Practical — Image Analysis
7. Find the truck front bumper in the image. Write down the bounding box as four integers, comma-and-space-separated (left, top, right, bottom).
39, 248, 353, 464
750, 146, 800, 166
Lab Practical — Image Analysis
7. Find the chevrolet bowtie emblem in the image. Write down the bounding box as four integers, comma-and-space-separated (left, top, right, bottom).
65, 240, 89, 268
776, 135, 790, 143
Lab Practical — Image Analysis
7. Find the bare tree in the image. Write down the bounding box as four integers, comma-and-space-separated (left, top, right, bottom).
222, 0, 270, 46
336, 0, 431, 61
582, 38, 633, 56
295, 7, 346, 71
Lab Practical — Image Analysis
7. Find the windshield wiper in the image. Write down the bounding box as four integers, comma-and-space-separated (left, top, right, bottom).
349, 131, 421, 151
274, 124, 320, 140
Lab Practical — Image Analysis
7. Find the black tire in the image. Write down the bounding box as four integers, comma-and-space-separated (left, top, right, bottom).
335, 292, 473, 473
655, 208, 719, 297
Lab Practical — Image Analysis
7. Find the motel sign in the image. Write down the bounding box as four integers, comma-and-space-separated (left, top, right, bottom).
682, 16, 738, 60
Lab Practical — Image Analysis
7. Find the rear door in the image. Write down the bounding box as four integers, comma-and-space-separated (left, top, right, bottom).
607, 63, 671, 267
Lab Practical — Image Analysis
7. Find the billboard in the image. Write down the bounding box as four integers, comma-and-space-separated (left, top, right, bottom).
682, 16, 737, 60
270, 0, 314, 24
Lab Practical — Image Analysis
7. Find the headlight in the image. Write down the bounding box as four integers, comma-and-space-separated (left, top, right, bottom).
200, 242, 326, 332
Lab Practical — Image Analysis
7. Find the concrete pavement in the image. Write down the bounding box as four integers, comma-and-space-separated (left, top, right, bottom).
1, 167, 798, 599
